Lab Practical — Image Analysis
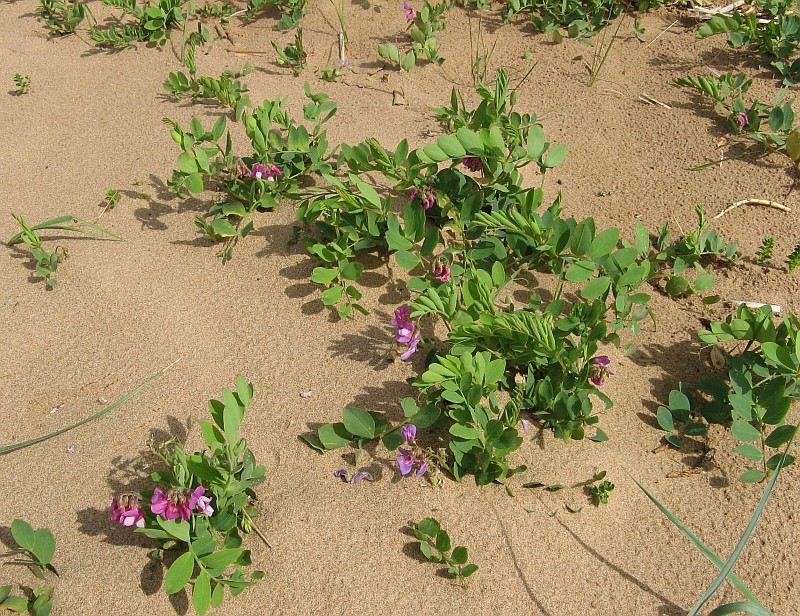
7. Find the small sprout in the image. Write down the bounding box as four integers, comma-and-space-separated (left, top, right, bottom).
319, 66, 342, 82
788, 242, 800, 272
590, 480, 615, 506
410, 518, 478, 584
756, 237, 774, 264
13, 73, 31, 95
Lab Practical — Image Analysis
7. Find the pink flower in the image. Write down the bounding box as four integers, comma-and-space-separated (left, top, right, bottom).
151, 487, 191, 521
400, 423, 417, 443
397, 448, 415, 475
248, 162, 282, 181
391, 305, 421, 361
111, 494, 145, 529
733, 112, 748, 131
409, 187, 435, 210
589, 355, 614, 387
189, 486, 214, 517
350, 471, 373, 484
433, 261, 450, 283
463, 157, 483, 173
403, 1, 416, 21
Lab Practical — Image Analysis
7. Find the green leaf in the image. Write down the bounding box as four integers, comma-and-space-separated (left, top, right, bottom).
665, 275, 690, 296
435, 530, 451, 552
164, 551, 195, 595
0, 597, 28, 612
185, 172, 204, 194
734, 444, 763, 462
706, 602, 774, 616
311, 267, 338, 285
31, 528, 55, 565
200, 548, 242, 569
342, 406, 376, 439
587, 228, 620, 258
158, 519, 191, 543
656, 407, 674, 432
449, 423, 480, 440
764, 425, 796, 449
177, 152, 198, 173
739, 468, 766, 483
318, 422, 353, 449
321, 285, 344, 306
395, 250, 421, 270
11, 519, 35, 551
564, 261, 595, 282
192, 571, 212, 616
731, 421, 761, 442
543, 143, 568, 168
210, 581, 224, 608
415, 518, 440, 537
460, 563, 479, 577
450, 546, 468, 564
581, 276, 610, 300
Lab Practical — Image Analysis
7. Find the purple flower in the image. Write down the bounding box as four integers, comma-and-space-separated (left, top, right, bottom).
400, 423, 417, 443
189, 485, 214, 517
403, 1, 416, 21
350, 471, 374, 484
248, 162, 282, 181
433, 261, 450, 283
415, 458, 428, 478
463, 157, 483, 173
589, 355, 614, 387
111, 494, 145, 529
520, 419, 531, 434
733, 112, 748, 131
334, 468, 348, 479
150, 487, 191, 521
391, 305, 421, 361
397, 448, 415, 476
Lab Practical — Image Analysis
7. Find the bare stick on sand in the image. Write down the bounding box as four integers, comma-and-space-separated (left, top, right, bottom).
712, 199, 792, 220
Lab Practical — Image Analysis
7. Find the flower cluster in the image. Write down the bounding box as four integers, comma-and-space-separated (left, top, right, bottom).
110, 494, 145, 528
396, 424, 429, 477
409, 187, 436, 211
248, 162, 282, 181
403, 1, 416, 22
391, 305, 420, 361
462, 157, 483, 173
589, 355, 614, 387
732, 111, 749, 131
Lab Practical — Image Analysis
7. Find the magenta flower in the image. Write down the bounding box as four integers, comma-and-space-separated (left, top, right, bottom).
403, 1, 416, 21
433, 261, 450, 283
589, 355, 614, 387
463, 157, 483, 173
110, 494, 145, 529
334, 468, 348, 479
409, 187, 435, 211
397, 448, 415, 475
351, 471, 374, 484
189, 486, 214, 517
400, 423, 417, 443
151, 487, 191, 522
733, 112, 748, 130
248, 162, 282, 181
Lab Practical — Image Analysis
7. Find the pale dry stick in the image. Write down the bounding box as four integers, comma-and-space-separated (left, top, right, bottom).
639, 93, 672, 109
229, 48, 272, 55
645, 19, 679, 48
243, 510, 273, 549
730, 300, 782, 313
712, 198, 792, 220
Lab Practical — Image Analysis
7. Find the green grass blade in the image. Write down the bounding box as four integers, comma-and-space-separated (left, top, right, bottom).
707, 602, 774, 616
0, 361, 176, 454
688, 451, 790, 615
629, 475, 761, 605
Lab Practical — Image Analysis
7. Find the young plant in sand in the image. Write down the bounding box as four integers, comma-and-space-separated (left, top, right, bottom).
468, 11, 497, 87
756, 237, 775, 265
410, 518, 478, 583
6, 214, 121, 288
90, 0, 187, 48
272, 28, 307, 76
523, 469, 613, 507
319, 66, 343, 82
378, 0, 450, 72
164, 65, 252, 119
164, 84, 336, 260
110, 377, 266, 615
37, 0, 90, 35
788, 242, 800, 272
697, 0, 800, 84
0, 519, 57, 616
12, 74, 31, 95
247, 0, 306, 31
641, 204, 737, 301
656, 305, 799, 483
673, 73, 800, 171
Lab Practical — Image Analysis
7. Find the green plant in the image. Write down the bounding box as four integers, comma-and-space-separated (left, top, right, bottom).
272, 28, 307, 75
90, 0, 187, 48
697, 0, 800, 82
37, 0, 89, 35
673, 73, 800, 170
378, 0, 450, 72
756, 237, 775, 264
468, 11, 497, 87
788, 242, 800, 271
657, 305, 799, 483
164, 65, 252, 118
0, 585, 53, 616
644, 204, 737, 300
111, 377, 266, 615
5, 519, 57, 579
247, 0, 305, 30
410, 518, 478, 583
319, 66, 342, 82
590, 479, 614, 505
586, 11, 625, 86
6, 214, 120, 288
12, 74, 31, 95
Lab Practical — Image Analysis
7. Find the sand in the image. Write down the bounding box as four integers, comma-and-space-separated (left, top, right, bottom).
1, 2, 799, 614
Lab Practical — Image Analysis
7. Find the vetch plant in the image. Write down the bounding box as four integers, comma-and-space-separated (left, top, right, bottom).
378, 0, 450, 71
590, 479, 614, 505
272, 28, 307, 76
90, 0, 186, 48
788, 241, 800, 272
163, 65, 252, 119
247, 0, 306, 31
0, 585, 53, 616
0, 519, 58, 616
756, 237, 775, 265
110, 377, 266, 615
37, 0, 89, 35
410, 518, 478, 583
